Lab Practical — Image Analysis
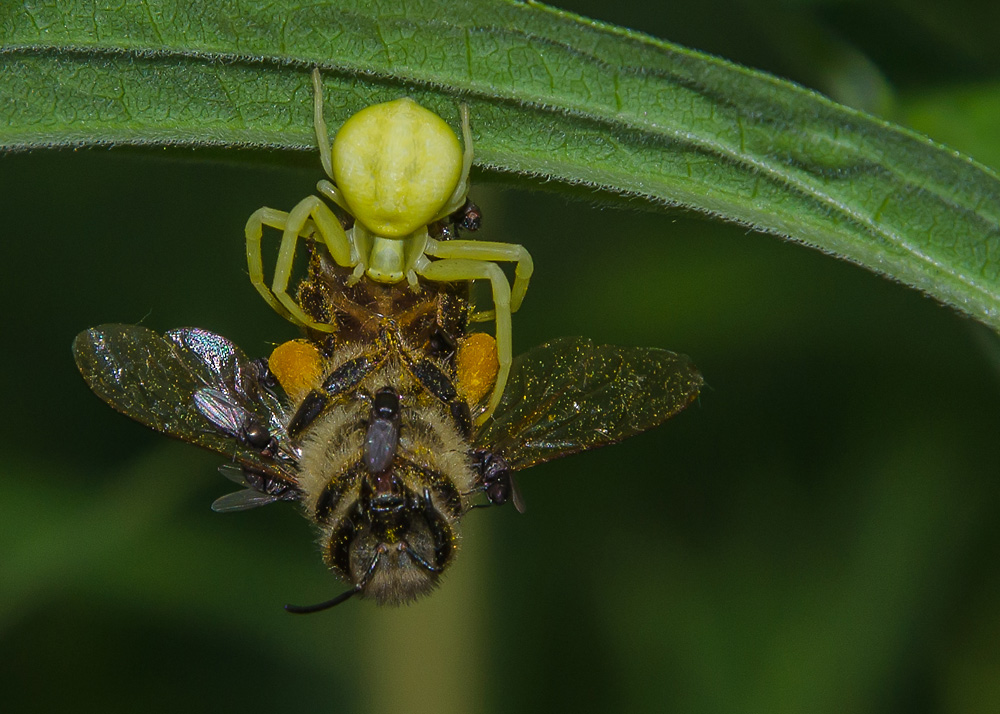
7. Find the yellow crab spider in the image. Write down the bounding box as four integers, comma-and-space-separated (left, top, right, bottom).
245, 69, 533, 421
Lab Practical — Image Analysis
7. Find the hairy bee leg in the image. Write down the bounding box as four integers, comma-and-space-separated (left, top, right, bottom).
424, 238, 533, 316
403, 357, 473, 437
419, 488, 457, 566
415, 258, 511, 422
399, 542, 443, 575
286, 329, 406, 438
286, 349, 387, 437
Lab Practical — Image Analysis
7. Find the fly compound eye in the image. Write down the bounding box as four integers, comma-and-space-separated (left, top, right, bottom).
241, 421, 272, 450
331, 98, 464, 238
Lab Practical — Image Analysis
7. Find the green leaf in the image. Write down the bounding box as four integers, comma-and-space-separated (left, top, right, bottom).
2, 0, 999, 331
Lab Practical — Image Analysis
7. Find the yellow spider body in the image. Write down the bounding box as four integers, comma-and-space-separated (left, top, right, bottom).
333, 98, 462, 238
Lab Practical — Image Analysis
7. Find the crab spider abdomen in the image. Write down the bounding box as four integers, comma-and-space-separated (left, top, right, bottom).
332, 98, 464, 238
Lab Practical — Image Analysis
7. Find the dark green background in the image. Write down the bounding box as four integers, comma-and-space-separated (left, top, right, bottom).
2, 1, 998, 712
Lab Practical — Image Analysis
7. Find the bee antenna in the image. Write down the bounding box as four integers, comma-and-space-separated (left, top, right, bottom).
284, 586, 360, 614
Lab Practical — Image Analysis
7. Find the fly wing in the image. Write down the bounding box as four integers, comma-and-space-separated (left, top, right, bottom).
163, 327, 289, 442
73, 324, 297, 487
475, 337, 703, 471
211, 464, 299, 512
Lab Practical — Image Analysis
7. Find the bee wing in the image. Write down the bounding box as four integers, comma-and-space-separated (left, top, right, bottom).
73, 324, 296, 486
475, 337, 703, 471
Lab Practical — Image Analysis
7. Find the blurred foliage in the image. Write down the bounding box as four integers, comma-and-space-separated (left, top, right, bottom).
1, 0, 998, 713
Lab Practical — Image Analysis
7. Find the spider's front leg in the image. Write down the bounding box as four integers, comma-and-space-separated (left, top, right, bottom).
424, 238, 533, 321
245, 197, 359, 333
414, 257, 514, 423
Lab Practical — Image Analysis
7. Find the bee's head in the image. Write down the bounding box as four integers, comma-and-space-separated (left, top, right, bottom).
287, 486, 458, 613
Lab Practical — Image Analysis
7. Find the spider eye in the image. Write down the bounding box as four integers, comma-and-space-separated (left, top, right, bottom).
332, 98, 463, 238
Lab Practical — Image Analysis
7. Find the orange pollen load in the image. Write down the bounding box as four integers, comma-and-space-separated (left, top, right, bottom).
455, 333, 499, 407
268, 339, 325, 403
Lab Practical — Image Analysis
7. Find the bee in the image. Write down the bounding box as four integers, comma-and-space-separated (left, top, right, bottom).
74, 269, 702, 612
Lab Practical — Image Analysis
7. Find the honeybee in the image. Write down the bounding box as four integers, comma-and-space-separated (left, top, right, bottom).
75, 264, 702, 611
